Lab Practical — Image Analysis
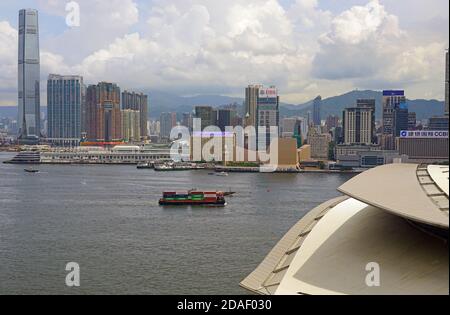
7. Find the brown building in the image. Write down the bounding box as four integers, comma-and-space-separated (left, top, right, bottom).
86, 82, 122, 142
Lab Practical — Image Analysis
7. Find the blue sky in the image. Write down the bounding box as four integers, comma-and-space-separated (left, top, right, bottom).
0, 0, 448, 106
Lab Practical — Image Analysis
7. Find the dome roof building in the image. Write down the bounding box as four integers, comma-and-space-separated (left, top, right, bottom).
241, 164, 449, 295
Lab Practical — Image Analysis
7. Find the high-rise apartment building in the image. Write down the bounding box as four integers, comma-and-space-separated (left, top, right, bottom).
160, 112, 177, 139
18, 9, 41, 144
122, 91, 148, 140
313, 96, 322, 126
121, 109, 141, 143
86, 82, 122, 142
47, 74, 84, 146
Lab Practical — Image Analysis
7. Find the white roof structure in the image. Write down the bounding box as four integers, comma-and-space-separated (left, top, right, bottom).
241, 164, 449, 295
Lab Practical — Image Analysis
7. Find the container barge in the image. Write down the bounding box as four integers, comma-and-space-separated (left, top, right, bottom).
159, 191, 226, 206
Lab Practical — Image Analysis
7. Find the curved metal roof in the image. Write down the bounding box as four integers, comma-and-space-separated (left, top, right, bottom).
276, 200, 449, 295
338, 164, 449, 229
240, 196, 348, 295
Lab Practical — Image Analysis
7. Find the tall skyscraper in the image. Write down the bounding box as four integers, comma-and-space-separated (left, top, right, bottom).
47, 74, 84, 146
181, 112, 193, 132
244, 85, 262, 128
121, 91, 148, 140
343, 100, 376, 145
18, 9, 40, 144
257, 86, 279, 149
382, 90, 408, 150
445, 49, 449, 116
160, 112, 177, 139
194, 106, 214, 130
357, 98, 376, 138
86, 82, 122, 142
313, 96, 322, 126
217, 108, 236, 132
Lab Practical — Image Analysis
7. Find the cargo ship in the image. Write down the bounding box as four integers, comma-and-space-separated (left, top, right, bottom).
159, 191, 226, 206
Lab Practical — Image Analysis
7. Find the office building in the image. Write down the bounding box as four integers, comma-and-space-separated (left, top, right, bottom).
86, 82, 122, 142
244, 85, 262, 128
282, 117, 304, 148
325, 115, 340, 131
194, 106, 215, 130
397, 130, 449, 163
313, 96, 322, 126
122, 91, 148, 140
47, 74, 84, 146
335, 144, 404, 168
257, 86, 279, 149
408, 112, 417, 130
160, 112, 177, 139
121, 109, 141, 143
342, 99, 376, 145
307, 128, 331, 160
427, 116, 449, 131
382, 90, 408, 150
218, 108, 236, 132
181, 113, 193, 132
18, 9, 41, 144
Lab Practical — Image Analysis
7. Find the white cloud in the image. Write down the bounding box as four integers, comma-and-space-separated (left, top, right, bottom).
39, 0, 139, 62
0, 21, 17, 91
288, 0, 332, 29
0, 0, 448, 106
69, 0, 312, 96
312, 0, 447, 100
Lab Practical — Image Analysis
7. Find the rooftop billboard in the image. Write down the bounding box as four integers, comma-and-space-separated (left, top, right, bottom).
400, 130, 449, 139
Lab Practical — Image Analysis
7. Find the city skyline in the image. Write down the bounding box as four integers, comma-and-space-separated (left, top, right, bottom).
0, 0, 449, 108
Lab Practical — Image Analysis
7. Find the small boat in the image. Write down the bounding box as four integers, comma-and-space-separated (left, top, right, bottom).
216, 171, 229, 177
137, 162, 153, 169
24, 168, 39, 173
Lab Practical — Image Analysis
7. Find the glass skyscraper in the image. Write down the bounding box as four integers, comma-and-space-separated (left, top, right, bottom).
47, 74, 84, 146
313, 96, 322, 126
18, 9, 41, 144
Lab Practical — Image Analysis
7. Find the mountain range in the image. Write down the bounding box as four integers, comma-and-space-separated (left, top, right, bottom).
0, 89, 445, 121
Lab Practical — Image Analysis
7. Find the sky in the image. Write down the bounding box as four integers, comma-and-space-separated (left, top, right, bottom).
0, 0, 448, 106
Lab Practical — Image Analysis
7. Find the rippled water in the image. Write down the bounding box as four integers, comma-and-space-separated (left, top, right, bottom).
0, 152, 354, 294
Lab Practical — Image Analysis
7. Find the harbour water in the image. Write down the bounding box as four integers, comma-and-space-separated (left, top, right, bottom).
0, 152, 354, 295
